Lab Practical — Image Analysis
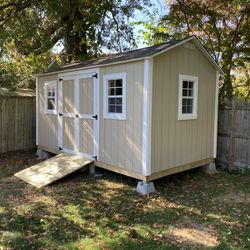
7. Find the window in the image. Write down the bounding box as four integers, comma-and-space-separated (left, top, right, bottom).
103, 73, 126, 120
45, 81, 57, 114
178, 74, 198, 120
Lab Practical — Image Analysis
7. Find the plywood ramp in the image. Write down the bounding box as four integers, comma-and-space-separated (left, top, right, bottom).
15, 154, 93, 188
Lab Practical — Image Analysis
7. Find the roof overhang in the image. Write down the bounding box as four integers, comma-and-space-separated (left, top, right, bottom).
37, 36, 223, 77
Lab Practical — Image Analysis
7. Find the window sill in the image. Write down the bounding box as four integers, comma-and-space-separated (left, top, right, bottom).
45, 111, 57, 115
178, 114, 197, 120
103, 113, 126, 120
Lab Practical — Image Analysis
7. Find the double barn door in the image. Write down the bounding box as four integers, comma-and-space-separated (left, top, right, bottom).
58, 73, 99, 160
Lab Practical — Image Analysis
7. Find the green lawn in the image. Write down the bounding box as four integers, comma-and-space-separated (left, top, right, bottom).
0, 151, 249, 250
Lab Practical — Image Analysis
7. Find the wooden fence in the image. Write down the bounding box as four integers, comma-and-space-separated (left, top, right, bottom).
217, 98, 250, 171
0, 90, 36, 154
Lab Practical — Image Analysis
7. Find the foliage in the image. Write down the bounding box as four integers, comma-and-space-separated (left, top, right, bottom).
0, 0, 150, 61
0, 0, 150, 88
0, 42, 51, 89
137, 0, 250, 100
0, 150, 250, 249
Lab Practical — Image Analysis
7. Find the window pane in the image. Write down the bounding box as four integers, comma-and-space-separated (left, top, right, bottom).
115, 87, 123, 95
48, 98, 55, 110
182, 89, 188, 96
115, 97, 122, 105
183, 81, 188, 88
108, 105, 116, 113
188, 81, 194, 89
108, 80, 115, 88
116, 105, 122, 113
108, 88, 115, 96
187, 105, 193, 113
115, 79, 123, 88
108, 98, 116, 105
188, 89, 193, 97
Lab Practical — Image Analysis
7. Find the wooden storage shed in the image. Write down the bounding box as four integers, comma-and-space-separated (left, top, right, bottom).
36, 36, 222, 189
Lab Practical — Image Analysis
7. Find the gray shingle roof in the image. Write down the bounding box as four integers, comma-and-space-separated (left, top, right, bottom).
45, 37, 190, 74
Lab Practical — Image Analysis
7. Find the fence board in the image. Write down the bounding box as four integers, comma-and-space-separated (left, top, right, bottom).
0, 96, 36, 154
217, 98, 250, 170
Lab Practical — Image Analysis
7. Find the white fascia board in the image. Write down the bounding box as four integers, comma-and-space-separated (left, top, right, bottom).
142, 58, 153, 177
213, 70, 220, 158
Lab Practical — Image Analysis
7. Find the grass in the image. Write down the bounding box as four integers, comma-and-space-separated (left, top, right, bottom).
0, 150, 249, 249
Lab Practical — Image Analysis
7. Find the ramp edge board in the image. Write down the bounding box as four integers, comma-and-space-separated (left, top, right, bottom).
14, 153, 93, 188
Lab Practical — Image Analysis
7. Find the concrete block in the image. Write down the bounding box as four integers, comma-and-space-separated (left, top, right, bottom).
202, 162, 217, 174
89, 164, 96, 175
36, 149, 53, 160
136, 181, 156, 195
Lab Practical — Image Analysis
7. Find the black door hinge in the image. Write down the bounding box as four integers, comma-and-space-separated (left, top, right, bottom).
59, 78, 63, 82
92, 155, 97, 161
92, 114, 98, 120
58, 147, 63, 151
59, 113, 63, 117
92, 73, 98, 79
75, 114, 79, 118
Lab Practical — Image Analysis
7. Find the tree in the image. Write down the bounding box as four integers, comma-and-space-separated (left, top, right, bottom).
0, 0, 150, 61
138, 0, 250, 99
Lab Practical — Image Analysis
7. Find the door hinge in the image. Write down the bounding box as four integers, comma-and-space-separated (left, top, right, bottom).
92, 73, 98, 79
92, 114, 98, 120
59, 112, 63, 117
75, 114, 79, 118
92, 155, 97, 161
58, 147, 63, 151
59, 78, 63, 82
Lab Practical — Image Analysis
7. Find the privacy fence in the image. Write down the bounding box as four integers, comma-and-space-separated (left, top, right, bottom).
217, 98, 250, 171
0, 89, 36, 154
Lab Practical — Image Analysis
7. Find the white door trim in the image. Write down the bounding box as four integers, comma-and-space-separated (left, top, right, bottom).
57, 69, 100, 160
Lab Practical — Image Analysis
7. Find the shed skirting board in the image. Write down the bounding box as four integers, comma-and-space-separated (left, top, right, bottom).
37, 145, 213, 183
147, 158, 214, 182
95, 161, 147, 182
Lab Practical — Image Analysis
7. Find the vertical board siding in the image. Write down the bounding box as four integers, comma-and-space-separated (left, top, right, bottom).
0, 96, 36, 154
99, 61, 144, 174
217, 99, 250, 169
151, 42, 216, 173
38, 74, 58, 150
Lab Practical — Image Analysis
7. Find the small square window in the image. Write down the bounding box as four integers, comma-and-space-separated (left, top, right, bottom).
103, 73, 126, 120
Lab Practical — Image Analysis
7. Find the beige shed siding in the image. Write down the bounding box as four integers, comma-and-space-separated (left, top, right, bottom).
99, 61, 144, 174
151, 43, 216, 173
38, 74, 58, 151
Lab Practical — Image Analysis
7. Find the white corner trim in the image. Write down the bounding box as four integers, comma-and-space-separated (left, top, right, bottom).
178, 74, 199, 120
103, 72, 126, 120
213, 70, 220, 158
142, 59, 153, 177
44, 80, 57, 115
36, 76, 39, 145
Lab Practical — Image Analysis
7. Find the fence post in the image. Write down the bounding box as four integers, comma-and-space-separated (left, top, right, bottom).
228, 96, 237, 172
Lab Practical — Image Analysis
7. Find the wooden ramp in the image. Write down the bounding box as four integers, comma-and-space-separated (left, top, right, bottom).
15, 153, 93, 188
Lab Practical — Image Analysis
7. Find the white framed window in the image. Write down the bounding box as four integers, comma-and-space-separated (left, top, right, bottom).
44, 81, 57, 114
103, 72, 126, 120
178, 74, 198, 120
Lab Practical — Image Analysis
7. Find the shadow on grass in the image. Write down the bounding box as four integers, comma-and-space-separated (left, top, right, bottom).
0, 151, 250, 249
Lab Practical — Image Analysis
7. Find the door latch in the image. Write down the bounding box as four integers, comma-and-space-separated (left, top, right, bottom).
92, 114, 98, 120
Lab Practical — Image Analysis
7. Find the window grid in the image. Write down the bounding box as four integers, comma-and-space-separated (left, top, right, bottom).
182, 81, 194, 114
107, 79, 123, 114
45, 84, 56, 113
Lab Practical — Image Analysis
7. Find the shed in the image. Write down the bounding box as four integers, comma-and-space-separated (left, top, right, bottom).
36, 36, 222, 192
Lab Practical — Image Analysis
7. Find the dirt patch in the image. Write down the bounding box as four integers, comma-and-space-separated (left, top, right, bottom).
167, 217, 219, 249
219, 191, 250, 204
